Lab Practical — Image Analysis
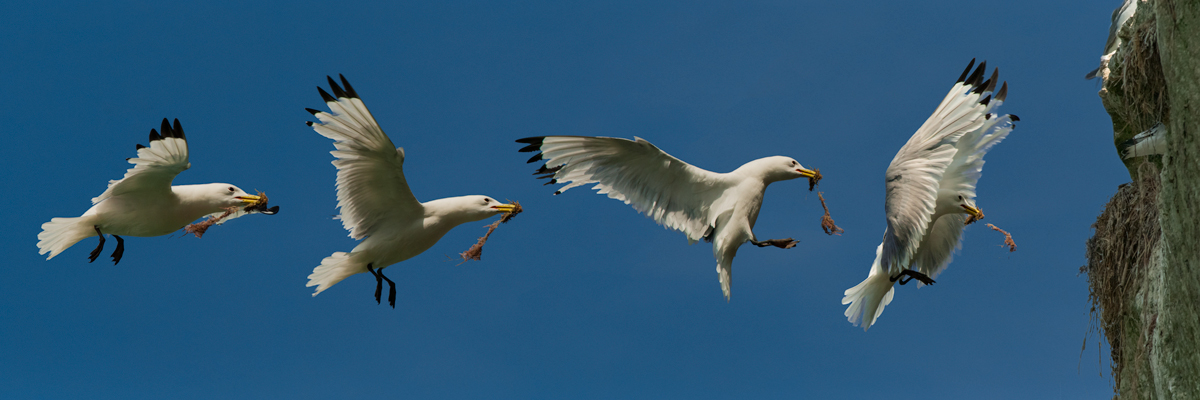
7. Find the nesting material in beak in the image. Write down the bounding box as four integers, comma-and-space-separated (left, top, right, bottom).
462, 201, 524, 262
986, 223, 1017, 252
962, 204, 984, 225
239, 191, 277, 214
818, 192, 844, 236
804, 168, 822, 191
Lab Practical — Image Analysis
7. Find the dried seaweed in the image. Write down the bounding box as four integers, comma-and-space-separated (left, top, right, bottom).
184, 207, 237, 238
986, 223, 1017, 252
817, 192, 843, 236
460, 201, 523, 262
964, 206, 985, 225
808, 168, 822, 191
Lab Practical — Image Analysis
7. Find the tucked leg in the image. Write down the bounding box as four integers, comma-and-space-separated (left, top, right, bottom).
378, 268, 397, 308
890, 270, 935, 286
751, 238, 798, 249
366, 263, 383, 305
110, 235, 125, 265
88, 226, 106, 263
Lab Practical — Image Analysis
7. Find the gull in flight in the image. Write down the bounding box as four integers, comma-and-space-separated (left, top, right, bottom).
842, 59, 1017, 330
305, 75, 518, 307
1086, 0, 1139, 80
516, 135, 819, 301
37, 119, 276, 265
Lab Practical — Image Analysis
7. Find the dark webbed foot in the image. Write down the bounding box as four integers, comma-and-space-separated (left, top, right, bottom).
751, 238, 799, 249
88, 226, 105, 263
890, 270, 936, 286
110, 235, 125, 265
366, 264, 383, 304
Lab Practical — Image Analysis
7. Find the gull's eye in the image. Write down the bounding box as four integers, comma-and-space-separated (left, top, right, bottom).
957, 195, 963, 201
229, 187, 236, 193
791, 161, 797, 167
484, 198, 491, 204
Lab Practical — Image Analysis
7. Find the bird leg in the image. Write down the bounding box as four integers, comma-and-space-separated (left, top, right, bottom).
110, 235, 125, 265
751, 238, 798, 249
88, 226, 105, 263
379, 269, 397, 308
366, 263, 383, 305
890, 270, 935, 286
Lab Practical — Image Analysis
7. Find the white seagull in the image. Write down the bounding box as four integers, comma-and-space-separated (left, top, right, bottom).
304, 75, 518, 307
1086, 0, 1139, 80
842, 59, 1017, 330
37, 118, 277, 265
516, 135, 819, 301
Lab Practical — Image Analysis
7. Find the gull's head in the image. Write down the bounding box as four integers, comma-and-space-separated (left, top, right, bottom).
196, 183, 262, 208
751, 156, 818, 187
952, 192, 985, 224
443, 195, 518, 222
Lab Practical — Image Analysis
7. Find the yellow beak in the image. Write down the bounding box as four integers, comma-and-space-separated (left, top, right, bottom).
236, 194, 263, 205
796, 168, 817, 179
962, 204, 984, 224
491, 203, 518, 213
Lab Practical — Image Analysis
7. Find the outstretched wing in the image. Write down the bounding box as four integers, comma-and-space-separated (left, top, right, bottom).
882, 59, 999, 272
913, 88, 1017, 278
307, 75, 422, 240
516, 135, 731, 243
92, 118, 190, 204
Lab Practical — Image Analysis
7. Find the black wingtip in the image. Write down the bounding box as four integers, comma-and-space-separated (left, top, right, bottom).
995, 82, 1008, 102
1010, 114, 1020, 122
327, 76, 348, 99
544, 179, 557, 186
956, 58, 977, 83
985, 68, 999, 93
526, 153, 543, 163
172, 118, 185, 140
979, 95, 992, 106
518, 143, 542, 153
515, 136, 545, 144
305, 108, 322, 115
965, 61, 987, 88
135, 144, 147, 150
305, 121, 315, 126
554, 191, 561, 195
318, 86, 336, 103
149, 128, 163, 142
338, 74, 359, 99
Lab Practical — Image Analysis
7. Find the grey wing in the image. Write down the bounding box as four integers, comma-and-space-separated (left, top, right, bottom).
92, 118, 190, 204
882, 60, 999, 271
306, 75, 423, 240
517, 135, 731, 243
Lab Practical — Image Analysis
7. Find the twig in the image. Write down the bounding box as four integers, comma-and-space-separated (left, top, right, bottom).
986, 223, 1016, 252
818, 192, 844, 236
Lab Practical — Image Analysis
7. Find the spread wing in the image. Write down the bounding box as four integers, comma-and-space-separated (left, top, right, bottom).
516, 135, 732, 243
912, 89, 1017, 278
91, 118, 190, 204
882, 59, 1000, 272
306, 75, 422, 240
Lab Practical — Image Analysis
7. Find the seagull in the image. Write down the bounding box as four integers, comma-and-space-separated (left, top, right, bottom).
1120, 122, 1165, 159
1086, 0, 1139, 80
842, 59, 1017, 330
37, 118, 277, 265
516, 135, 819, 301
304, 75, 518, 308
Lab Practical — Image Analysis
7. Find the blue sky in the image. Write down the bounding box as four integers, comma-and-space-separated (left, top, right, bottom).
3, 1, 1122, 398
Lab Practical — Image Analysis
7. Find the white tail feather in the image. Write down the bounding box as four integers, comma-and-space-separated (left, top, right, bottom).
307, 252, 364, 296
842, 244, 896, 331
37, 217, 96, 260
